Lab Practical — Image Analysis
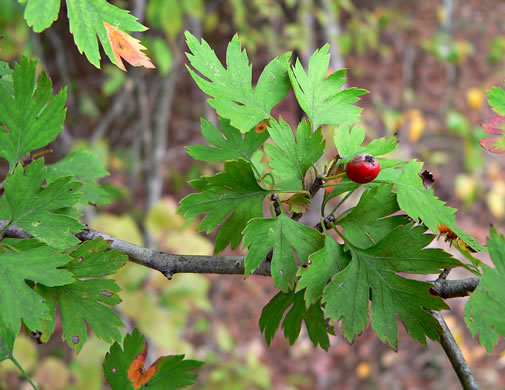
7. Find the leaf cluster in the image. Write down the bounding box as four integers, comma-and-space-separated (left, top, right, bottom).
180, 31, 489, 352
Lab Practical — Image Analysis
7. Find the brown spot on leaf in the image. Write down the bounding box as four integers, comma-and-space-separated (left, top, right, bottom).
256, 121, 267, 133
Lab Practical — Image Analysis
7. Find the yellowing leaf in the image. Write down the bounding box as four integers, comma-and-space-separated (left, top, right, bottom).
104, 22, 155, 72
406, 109, 425, 143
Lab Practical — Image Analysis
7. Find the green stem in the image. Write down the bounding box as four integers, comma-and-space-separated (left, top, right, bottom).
10, 355, 38, 390
328, 190, 355, 217
320, 217, 327, 235
322, 172, 346, 181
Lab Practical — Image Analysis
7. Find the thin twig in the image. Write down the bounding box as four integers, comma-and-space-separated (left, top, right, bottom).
432, 311, 480, 390
90, 88, 132, 144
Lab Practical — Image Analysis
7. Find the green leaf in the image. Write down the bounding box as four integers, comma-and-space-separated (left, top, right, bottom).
297, 235, 350, 305
288, 45, 367, 130
259, 291, 330, 350
46, 148, 110, 205
66, 0, 147, 69
185, 31, 292, 132
282, 291, 306, 345
186, 117, 268, 162
0, 61, 13, 96
304, 302, 331, 351
394, 161, 485, 252
333, 124, 365, 161
334, 124, 398, 162
361, 135, 399, 158
140, 355, 204, 389
103, 328, 204, 390
265, 118, 325, 188
4, 160, 84, 249
243, 214, 324, 292
178, 159, 272, 254
36, 239, 127, 352
0, 318, 15, 362
23, 0, 61, 32
0, 245, 74, 333
488, 85, 505, 115
38, 279, 124, 352
0, 57, 67, 170
338, 184, 408, 249
465, 227, 505, 352
323, 224, 461, 349
259, 291, 296, 346
65, 238, 128, 278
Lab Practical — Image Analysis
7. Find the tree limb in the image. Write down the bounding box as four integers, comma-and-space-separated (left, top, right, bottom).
0, 220, 479, 296
432, 311, 481, 390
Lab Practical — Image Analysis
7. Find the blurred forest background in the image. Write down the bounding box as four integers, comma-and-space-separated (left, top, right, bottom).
1, 0, 505, 389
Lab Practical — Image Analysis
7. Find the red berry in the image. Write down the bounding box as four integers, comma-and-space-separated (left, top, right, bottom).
345, 154, 380, 184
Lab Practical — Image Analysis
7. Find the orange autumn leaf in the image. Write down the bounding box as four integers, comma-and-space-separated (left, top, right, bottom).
127, 342, 158, 389
104, 22, 155, 72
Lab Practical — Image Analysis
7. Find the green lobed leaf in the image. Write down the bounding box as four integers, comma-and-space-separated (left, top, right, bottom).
103, 328, 204, 390
259, 291, 330, 350
178, 159, 273, 254
393, 161, 485, 252
37, 279, 123, 353
185, 31, 292, 132
186, 117, 268, 162
337, 184, 409, 249
297, 235, 350, 305
0, 57, 67, 170
0, 245, 74, 333
36, 239, 127, 352
243, 214, 324, 292
323, 224, 461, 349
140, 355, 204, 389
288, 45, 367, 130
65, 238, 128, 278
265, 117, 325, 188
333, 124, 365, 161
465, 227, 505, 352
3, 160, 84, 249
23, 0, 61, 32
334, 124, 398, 162
46, 148, 110, 205
66, 0, 147, 69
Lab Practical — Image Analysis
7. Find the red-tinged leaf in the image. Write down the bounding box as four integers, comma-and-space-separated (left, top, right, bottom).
2, 124, 7, 132
479, 115, 505, 153
482, 115, 505, 135
128, 344, 157, 389
480, 137, 505, 154
104, 22, 155, 72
